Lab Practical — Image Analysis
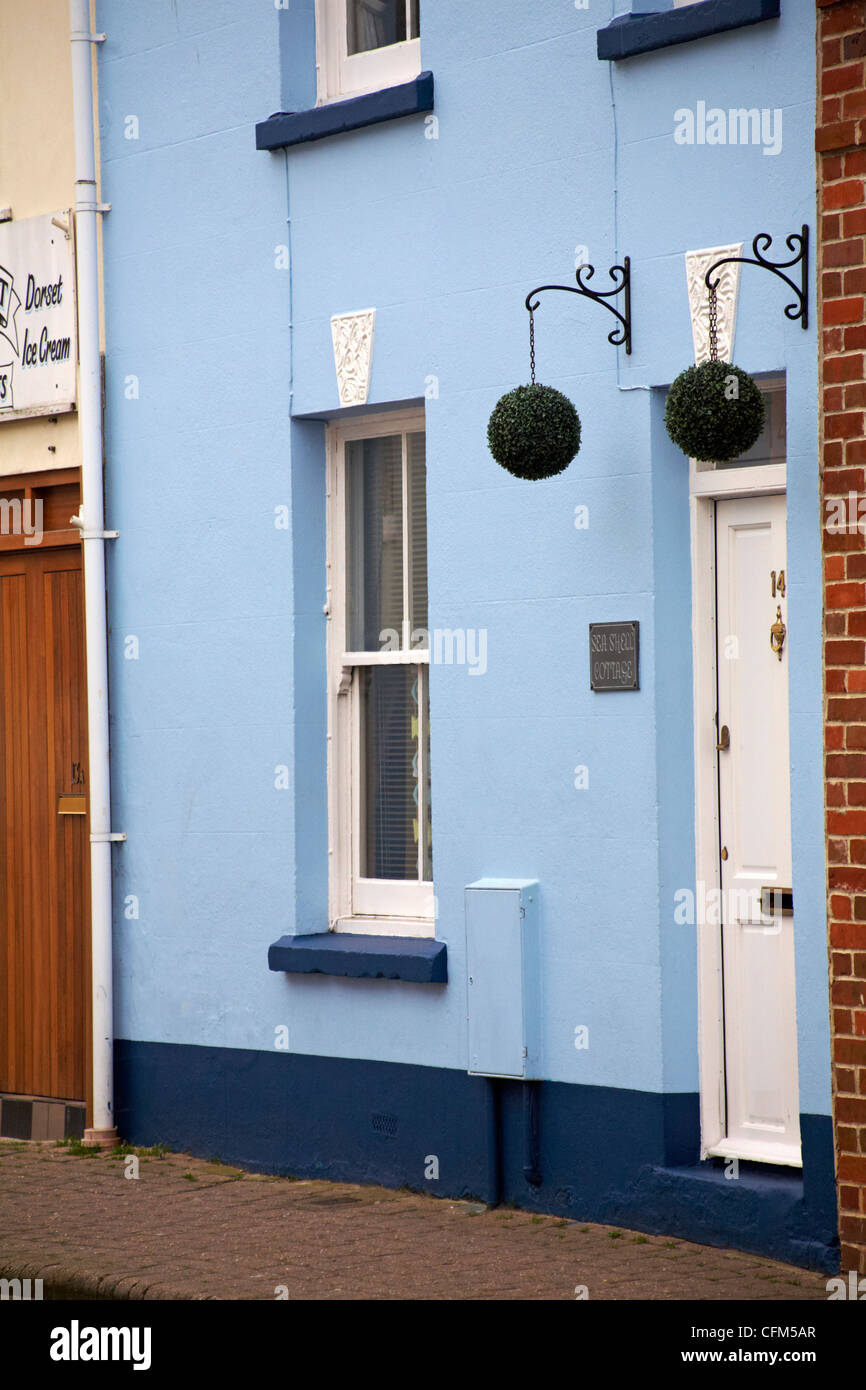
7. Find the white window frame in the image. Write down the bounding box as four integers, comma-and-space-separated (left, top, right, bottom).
315, 0, 421, 105
326, 409, 434, 938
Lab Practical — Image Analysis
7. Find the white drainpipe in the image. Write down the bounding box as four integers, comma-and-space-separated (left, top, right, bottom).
70, 0, 117, 1147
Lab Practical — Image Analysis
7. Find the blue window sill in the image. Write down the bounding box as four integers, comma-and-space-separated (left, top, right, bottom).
268, 931, 447, 983
597, 0, 780, 61
256, 72, 434, 151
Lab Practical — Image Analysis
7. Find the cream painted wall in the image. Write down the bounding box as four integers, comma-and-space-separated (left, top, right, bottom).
0, 0, 101, 477
0, 0, 76, 219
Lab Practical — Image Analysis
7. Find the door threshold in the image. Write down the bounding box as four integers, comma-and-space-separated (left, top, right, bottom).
706, 1140, 803, 1169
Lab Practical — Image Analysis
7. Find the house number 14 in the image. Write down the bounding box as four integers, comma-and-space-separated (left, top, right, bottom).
771, 569, 786, 597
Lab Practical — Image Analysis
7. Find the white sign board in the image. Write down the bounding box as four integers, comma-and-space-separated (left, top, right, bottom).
0, 211, 76, 419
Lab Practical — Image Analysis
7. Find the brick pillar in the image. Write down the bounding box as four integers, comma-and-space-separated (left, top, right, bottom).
818, 0, 866, 1276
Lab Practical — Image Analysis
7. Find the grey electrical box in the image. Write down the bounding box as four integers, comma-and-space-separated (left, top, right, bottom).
465, 878, 540, 1079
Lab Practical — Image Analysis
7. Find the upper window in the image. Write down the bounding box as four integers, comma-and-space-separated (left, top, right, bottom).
327, 412, 434, 936
695, 376, 786, 472
316, 0, 421, 104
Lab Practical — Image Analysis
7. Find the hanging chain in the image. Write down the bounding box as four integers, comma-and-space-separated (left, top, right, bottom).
708, 281, 719, 363
529, 305, 536, 385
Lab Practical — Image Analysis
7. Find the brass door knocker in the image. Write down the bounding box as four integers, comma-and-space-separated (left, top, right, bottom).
770, 605, 786, 661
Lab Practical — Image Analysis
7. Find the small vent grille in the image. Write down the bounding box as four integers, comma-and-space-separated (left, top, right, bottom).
0, 1096, 86, 1141
64, 1105, 86, 1140
0, 1099, 32, 1140
371, 1112, 398, 1137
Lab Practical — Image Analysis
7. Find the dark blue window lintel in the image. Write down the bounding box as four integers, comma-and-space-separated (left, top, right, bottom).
256, 72, 434, 151
597, 0, 780, 62
268, 931, 447, 983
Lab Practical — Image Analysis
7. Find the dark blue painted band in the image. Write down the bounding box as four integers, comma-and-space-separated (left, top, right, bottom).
114, 1039, 838, 1272
255, 72, 435, 151
597, 0, 780, 61
268, 931, 447, 982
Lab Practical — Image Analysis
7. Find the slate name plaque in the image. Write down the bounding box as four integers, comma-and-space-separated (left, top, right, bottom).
589, 621, 639, 691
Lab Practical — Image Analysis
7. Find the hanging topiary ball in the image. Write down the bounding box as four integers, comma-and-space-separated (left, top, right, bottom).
487, 383, 581, 480
664, 360, 765, 463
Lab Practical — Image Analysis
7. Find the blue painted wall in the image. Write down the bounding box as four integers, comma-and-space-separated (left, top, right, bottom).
96, 0, 829, 1233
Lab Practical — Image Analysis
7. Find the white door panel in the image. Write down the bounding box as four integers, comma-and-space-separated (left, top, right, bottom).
714, 494, 800, 1165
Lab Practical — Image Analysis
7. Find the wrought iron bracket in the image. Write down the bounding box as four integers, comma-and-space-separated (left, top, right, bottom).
704, 225, 809, 332
525, 256, 632, 355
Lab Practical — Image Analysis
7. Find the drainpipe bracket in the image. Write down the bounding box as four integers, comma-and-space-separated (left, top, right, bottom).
70, 515, 118, 539
71, 31, 106, 43
90, 832, 126, 844
74, 202, 111, 215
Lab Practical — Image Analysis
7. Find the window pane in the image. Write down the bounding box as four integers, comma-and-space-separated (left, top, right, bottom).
346, 436, 403, 651
419, 664, 432, 881
716, 383, 786, 469
361, 664, 423, 880
407, 431, 428, 645
347, 0, 418, 55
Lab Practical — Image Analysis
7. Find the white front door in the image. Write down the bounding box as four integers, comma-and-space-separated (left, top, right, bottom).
712, 493, 801, 1166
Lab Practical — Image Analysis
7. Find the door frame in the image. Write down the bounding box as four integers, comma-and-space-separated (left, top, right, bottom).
689, 454, 790, 1160
0, 467, 91, 1120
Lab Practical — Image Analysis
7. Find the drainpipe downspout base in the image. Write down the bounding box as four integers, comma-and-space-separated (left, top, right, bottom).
522, 1081, 543, 1188
487, 1077, 501, 1209
83, 1127, 118, 1150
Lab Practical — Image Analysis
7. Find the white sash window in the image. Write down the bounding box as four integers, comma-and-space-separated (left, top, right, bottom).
316, 0, 421, 103
327, 412, 434, 936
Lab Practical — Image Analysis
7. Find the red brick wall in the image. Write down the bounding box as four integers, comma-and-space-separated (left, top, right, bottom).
818, 0, 866, 1277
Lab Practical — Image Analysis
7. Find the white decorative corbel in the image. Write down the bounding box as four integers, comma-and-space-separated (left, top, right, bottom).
331, 309, 376, 407
685, 244, 742, 365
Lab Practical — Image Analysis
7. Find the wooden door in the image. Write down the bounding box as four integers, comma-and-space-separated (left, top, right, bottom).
715, 493, 800, 1165
0, 544, 90, 1102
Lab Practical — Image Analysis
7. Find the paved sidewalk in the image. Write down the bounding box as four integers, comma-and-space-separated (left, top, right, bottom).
0, 1140, 831, 1301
